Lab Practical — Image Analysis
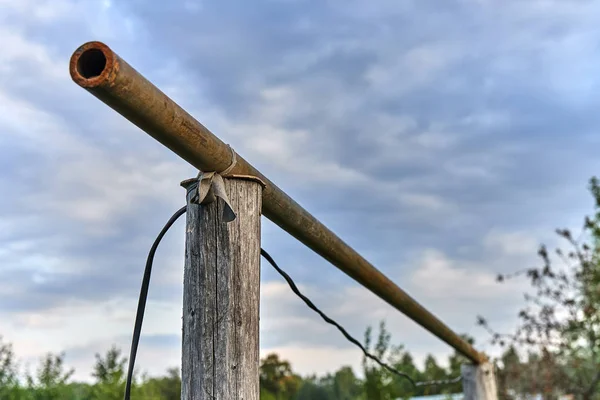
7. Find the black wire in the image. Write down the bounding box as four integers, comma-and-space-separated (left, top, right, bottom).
260, 248, 420, 387
260, 248, 464, 389
123, 205, 460, 399
124, 206, 187, 400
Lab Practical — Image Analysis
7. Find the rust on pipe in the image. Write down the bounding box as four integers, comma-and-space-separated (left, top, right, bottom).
69, 41, 487, 365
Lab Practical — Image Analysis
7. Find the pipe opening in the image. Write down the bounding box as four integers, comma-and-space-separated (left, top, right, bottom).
76, 49, 107, 79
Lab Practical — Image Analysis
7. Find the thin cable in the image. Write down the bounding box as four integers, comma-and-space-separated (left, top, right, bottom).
124, 206, 187, 400
123, 205, 460, 398
260, 248, 417, 387
415, 375, 462, 387
260, 248, 463, 389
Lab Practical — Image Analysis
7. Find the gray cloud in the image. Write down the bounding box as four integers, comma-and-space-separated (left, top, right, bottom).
1, 0, 600, 378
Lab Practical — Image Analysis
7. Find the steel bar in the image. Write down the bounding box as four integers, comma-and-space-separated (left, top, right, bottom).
69, 41, 487, 364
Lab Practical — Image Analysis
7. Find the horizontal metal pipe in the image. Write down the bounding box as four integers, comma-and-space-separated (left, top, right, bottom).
69, 41, 487, 364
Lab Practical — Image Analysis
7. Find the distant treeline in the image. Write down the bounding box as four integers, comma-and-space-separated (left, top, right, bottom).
0, 323, 543, 400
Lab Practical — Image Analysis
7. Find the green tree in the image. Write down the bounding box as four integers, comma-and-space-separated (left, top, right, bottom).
132, 371, 164, 400
362, 322, 464, 399
91, 345, 127, 400
0, 336, 21, 400
362, 321, 394, 400
132, 367, 181, 400
145, 367, 181, 400
294, 376, 331, 400
259, 353, 301, 399
423, 355, 446, 382
67, 382, 94, 400
479, 177, 600, 399
330, 366, 362, 400
26, 352, 74, 400
260, 386, 278, 400
389, 349, 421, 398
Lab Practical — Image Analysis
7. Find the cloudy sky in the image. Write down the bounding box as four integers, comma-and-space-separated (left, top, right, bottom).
2, 0, 600, 383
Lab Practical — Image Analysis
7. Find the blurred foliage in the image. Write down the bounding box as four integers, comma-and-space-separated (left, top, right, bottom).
478, 177, 600, 399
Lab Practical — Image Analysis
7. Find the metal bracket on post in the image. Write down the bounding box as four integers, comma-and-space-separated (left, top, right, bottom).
461, 362, 498, 400
183, 172, 237, 222
182, 172, 267, 223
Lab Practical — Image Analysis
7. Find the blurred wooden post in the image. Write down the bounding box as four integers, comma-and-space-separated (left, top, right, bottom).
181, 176, 263, 400
462, 362, 498, 400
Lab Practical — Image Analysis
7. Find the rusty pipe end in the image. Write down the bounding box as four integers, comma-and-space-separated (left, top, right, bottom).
69, 41, 118, 88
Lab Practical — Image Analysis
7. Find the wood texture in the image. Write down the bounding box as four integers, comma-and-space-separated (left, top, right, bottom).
182, 178, 262, 400
462, 362, 498, 400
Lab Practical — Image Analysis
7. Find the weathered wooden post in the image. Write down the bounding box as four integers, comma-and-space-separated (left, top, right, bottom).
462, 362, 498, 400
181, 174, 263, 399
